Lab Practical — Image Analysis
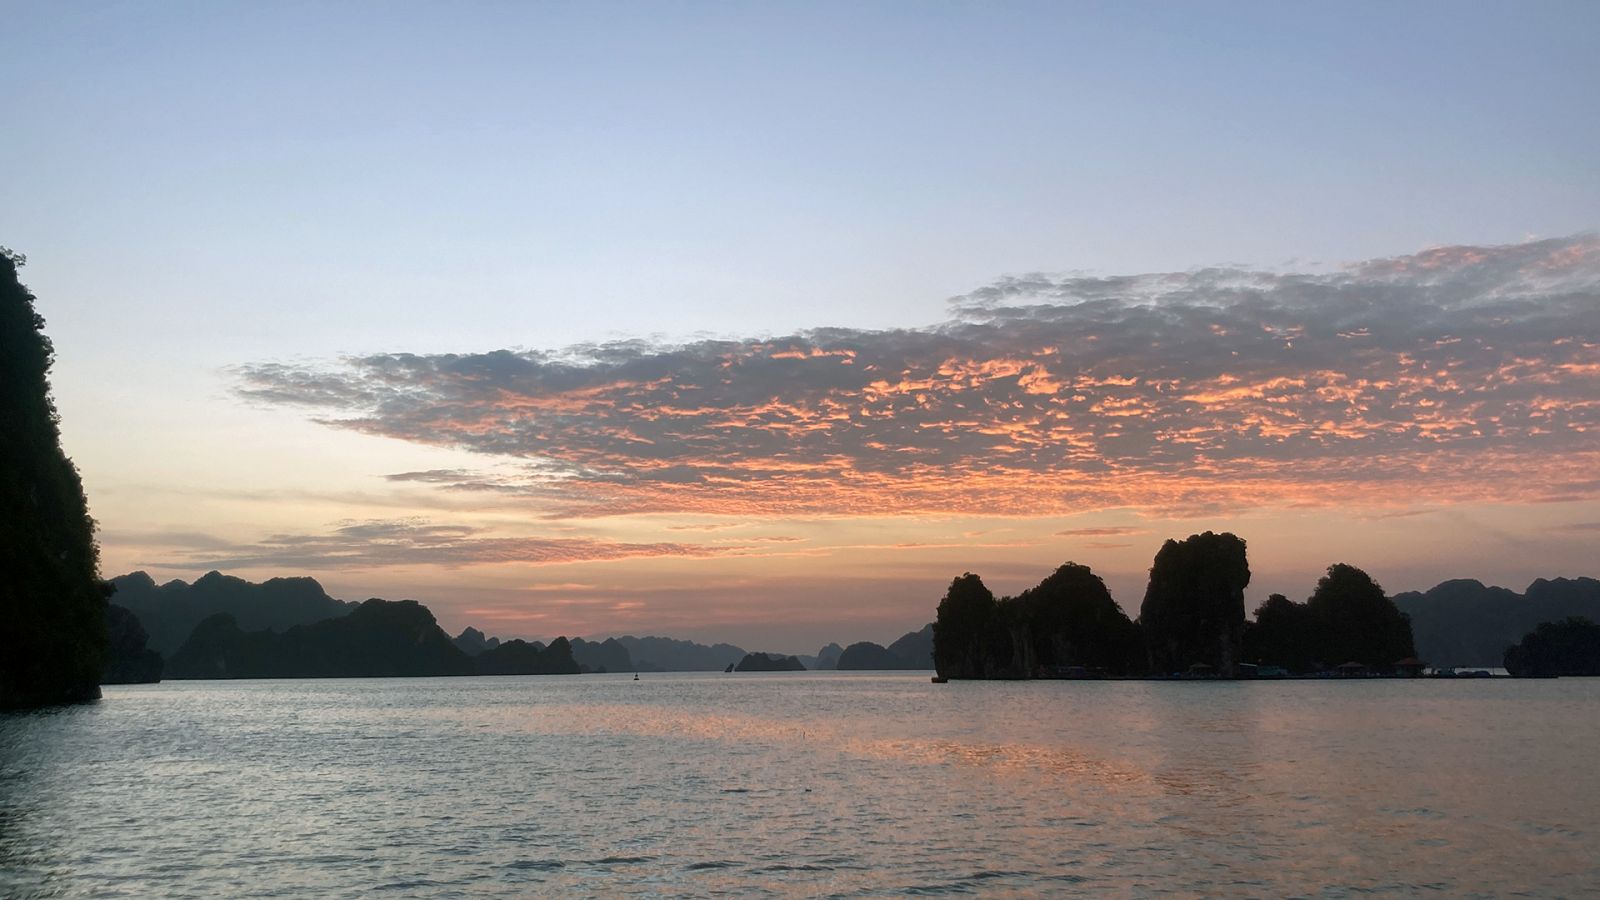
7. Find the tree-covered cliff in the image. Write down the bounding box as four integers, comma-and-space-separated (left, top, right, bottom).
934, 564, 1141, 679
1139, 532, 1250, 676
1243, 565, 1416, 672
1, 249, 108, 708
1504, 617, 1600, 676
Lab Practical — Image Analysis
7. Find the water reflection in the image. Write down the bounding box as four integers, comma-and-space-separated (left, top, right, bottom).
2, 674, 1598, 896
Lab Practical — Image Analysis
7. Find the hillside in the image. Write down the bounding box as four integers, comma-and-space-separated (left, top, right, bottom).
111, 570, 356, 656
1394, 577, 1600, 667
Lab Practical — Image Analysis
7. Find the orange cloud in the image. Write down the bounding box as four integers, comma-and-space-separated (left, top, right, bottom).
238, 234, 1600, 519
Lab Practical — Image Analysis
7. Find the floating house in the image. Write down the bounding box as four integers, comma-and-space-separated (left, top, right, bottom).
1393, 657, 1427, 677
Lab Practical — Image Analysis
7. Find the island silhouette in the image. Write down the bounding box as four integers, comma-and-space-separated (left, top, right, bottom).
932, 533, 1426, 679
7, 248, 1600, 702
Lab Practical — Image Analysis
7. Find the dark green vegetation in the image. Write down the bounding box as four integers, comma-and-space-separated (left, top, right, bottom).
111, 570, 356, 657
932, 574, 1008, 678
166, 598, 578, 679
101, 604, 163, 684
1503, 618, 1600, 676
933, 533, 1422, 680
1395, 578, 1600, 667
1011, 565, 1142, 675
0, 250, 108, 708
735, 652, 806, 672
1243, 565, 1416, 673
935, 564, 1143, 679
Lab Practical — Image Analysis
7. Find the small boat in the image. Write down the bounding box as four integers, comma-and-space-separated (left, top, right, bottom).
633, 672, 639, 681
931, 675, 948, 684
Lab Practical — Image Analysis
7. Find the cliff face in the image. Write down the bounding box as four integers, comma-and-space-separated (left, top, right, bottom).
0, 251, 107, 708
1140, 533, 1250, 676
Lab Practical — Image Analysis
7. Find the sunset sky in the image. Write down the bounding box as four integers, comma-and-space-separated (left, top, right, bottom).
4, 2, 1597, 652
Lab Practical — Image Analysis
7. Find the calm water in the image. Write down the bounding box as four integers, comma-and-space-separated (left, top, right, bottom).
2, 673, 1597, 897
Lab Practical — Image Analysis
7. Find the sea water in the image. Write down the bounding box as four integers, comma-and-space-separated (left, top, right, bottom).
2, 673, 1596, 897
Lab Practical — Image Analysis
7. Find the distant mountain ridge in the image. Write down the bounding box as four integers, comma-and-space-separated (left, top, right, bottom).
611, 635, 749, 671
111, 570, 356, 656
735, 652, 805, 672
166, 599, 579, 679
1394, 577, 1600, 667
812, 642, 844, 670
452, 626, 501, 656
168, 599, 470, 678
887, 624, 934, 668
113, 566, 1600, 676
105, 570, 948, 679
570, 637, 633, 673
835, 624, 934, 670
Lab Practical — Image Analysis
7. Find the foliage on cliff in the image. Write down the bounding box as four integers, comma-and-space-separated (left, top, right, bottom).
933, 573, 1010, 678
1006, 564, 1143, 675
0, 249, 108, 708
933, 535, 1425, 680
1395, 577, 1600, 667
1304, 564, 1416, 666
1244, 565, 1417, 672
101, 603, 163, 684
1504, 617, 1600, 676
1139, 532, 1250, 675
934, 564, 1141, 679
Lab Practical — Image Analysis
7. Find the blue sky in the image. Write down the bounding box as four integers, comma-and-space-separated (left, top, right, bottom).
7, 1, 1596, 351
3, 2, 1597, 649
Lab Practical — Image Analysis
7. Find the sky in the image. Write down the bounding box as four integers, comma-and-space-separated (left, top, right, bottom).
3, 1, 1597, 653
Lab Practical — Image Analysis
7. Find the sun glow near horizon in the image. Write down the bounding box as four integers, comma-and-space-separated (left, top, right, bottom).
71, 235, 1600, 651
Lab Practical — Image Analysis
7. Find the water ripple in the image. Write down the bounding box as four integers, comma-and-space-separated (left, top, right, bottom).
1, 673, 1597, 897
